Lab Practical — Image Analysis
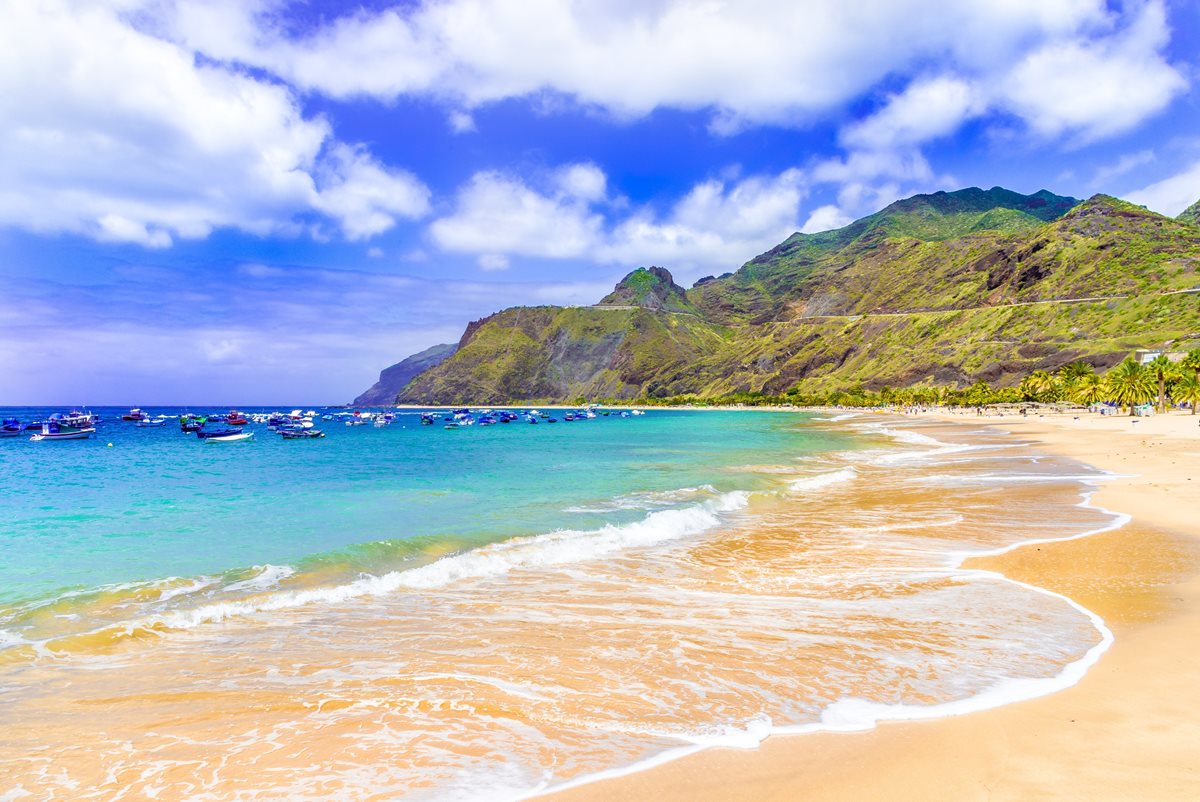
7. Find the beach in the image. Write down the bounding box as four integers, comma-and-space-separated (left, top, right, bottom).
540, 409, 1200, 802
3, 407, 1198, 799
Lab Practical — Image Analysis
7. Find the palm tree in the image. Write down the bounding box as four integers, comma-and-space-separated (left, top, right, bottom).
1104, 358, 1155, 415
1069, 373, 1106, 406
1021, 370, 1057, 402
1057, 361, 1095, 382
1147, 354, 1178, 414
1182, 348, 1200, 383
1174, 374, 1200, 416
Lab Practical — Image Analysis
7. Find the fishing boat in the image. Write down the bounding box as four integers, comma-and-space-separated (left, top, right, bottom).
136, 416, 169, 427
1, 418, 23, 437
203, 431, 254, 443
121, 408, 148, 421
279, 428, 325, 439
226, 410, 249, 426
30, 417, 95, 441
195, 427, 246, 440
180, 414, 206, 432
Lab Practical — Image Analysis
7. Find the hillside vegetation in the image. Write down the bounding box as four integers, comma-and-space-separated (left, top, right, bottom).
385, 187, 1200, 404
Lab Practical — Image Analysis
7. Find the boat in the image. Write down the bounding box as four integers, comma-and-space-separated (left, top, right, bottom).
279, 428, 325, 439
30, 417, 95, 441
121, 408, 148, 421
202, 431, 254, 443
195, 427, 246, 440
1, 418, 23, 438
180, 414, 206, 432
136, 416, 169, 427
226, 410, 249, 426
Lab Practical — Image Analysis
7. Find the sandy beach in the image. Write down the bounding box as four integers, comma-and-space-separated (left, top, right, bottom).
540, 409, 1200, 802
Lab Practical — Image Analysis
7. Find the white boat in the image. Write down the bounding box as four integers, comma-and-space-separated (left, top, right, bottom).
203, 431, 254, 443
30, 420, 95, 441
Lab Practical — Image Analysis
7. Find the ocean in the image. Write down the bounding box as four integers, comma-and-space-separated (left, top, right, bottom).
0, 407, 1120, 800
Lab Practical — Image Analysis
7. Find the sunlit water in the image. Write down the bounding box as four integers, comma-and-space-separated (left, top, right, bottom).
0, 408, 1118, 800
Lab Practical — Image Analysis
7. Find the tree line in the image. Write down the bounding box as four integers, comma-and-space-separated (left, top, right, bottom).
631, 349, 1200, 414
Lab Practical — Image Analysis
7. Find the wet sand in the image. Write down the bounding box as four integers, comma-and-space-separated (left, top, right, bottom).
541, 410, 1200, 802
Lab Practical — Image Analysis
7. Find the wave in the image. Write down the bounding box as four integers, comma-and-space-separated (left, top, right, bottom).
787, 467, 857, 493
564, 485, 721, 513
519, 429, 1129, 802
37, 490, 752, 644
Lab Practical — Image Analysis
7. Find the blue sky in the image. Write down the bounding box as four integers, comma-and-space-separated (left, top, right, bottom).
2, 0, 1199, 404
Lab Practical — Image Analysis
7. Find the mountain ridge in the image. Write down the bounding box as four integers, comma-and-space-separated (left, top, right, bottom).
361, 187, 1200, 404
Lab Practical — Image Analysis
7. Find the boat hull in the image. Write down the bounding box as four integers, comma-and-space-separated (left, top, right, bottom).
203, 432, 254, 443
31, 428, 95, 441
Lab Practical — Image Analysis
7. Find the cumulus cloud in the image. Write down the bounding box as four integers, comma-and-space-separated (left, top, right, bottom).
801, 205, 855, 234
1127, 160, 1200, 216
0, 0, 429, 247
429, 168, 604, 259
842, 76, 984, 150
997, 1, 1185, 143
161, 0, 1183, 144
429, 163, 808, 278
312, 144, 431, 240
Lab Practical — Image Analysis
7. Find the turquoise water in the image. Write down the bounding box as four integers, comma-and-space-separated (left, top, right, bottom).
0, 407, 848, 608
0, 408, 1123, 800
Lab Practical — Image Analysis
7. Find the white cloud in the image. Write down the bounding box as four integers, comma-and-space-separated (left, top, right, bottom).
556, 163, 607, 202
448, 110, 477, 133
1126, 160, 1200, 216
0, 0, 429, 246
1090, 149, 1156, 189
430, 163, 808, 279
429, 168, 604, 259
842, 76, 983, 150
160, 0, 1180, 145
478, 253, 510, 271
801, 205, 855, 234
997, 1, 1185, 143
312, 144, 431, 240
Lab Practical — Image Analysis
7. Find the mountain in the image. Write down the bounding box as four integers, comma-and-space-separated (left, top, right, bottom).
597, 266, 695, 312
352, 342, 458, 405
1179, 198, 1200, 226
392, 187, 1200, 404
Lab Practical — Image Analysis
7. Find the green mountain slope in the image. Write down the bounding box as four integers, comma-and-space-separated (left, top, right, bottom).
392, 187, 1200, 404
1179, 197, 1200, 226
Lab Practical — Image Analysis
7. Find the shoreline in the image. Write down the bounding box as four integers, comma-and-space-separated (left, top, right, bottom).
538, 410, 1200, 802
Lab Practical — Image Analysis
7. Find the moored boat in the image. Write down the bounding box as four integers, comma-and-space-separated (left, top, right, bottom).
1, 418, 23, 438
121, 408, 148, 421
203, 432, 254, 443
279, 428, 325, 439
30, 417, 95, 441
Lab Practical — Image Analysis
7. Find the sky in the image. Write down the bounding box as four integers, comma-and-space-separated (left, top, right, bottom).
2, 0, 1199, 404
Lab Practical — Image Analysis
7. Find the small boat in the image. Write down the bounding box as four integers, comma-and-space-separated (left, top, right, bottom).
121, 408, 148, 421
280, 428, 325, 439
30, 418, 95, 441
180, 414, 206, 432
136, 416, 169, 427
444, 422, 460, 429
420, 414, 436, 426
226, 411, 249, 426
195, 427, 246, 440
203, 431, 254, 443
1, 418, 23, 437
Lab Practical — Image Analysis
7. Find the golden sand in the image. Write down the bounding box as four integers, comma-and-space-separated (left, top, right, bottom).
540, 410, 1200, 802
